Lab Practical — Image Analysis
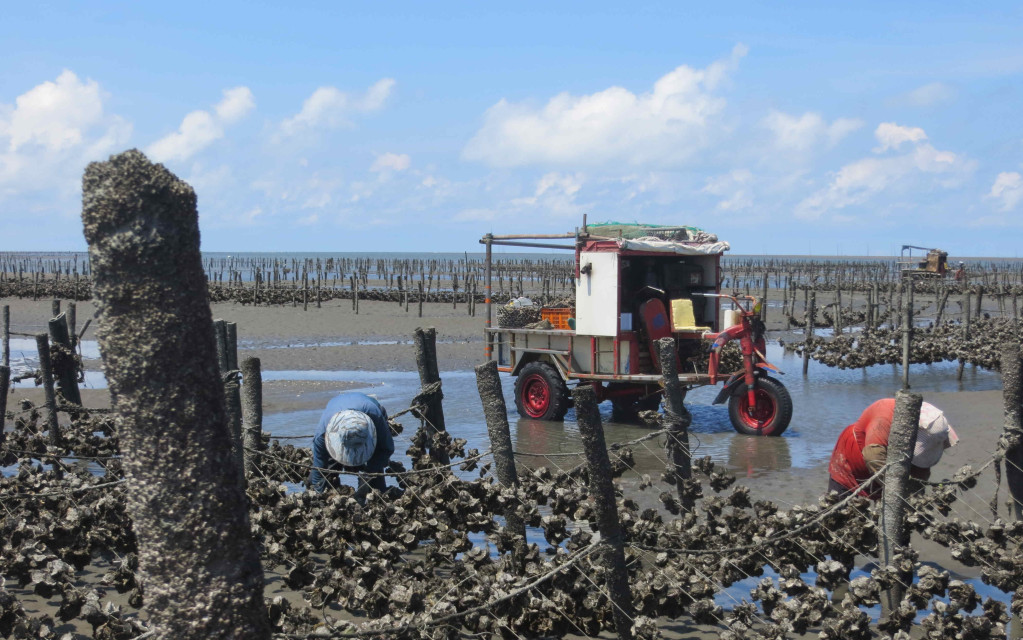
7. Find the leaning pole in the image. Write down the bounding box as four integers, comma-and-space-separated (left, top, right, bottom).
82, 150, 270, 639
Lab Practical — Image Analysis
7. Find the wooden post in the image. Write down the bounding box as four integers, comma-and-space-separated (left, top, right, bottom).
803, 291, 815, 376
51, 299, 61, 318
81, 149, 269, 639
0, 365, 9, 449
474, 361, 525, 542
418, 281, 424, 318
1000, 344, 1023, 520
958, 290, 972, 381
225, 322, 244, 478
879, 390, 922, 618
414, 327, 450, 464
48, 313, 82, 405
572, 385, 636, 640
658, 338, 693, 510
35, 333, 62, 446
67, 302, 77, 348
2, 305, 8, 368
241, 357, 263, 477
901, 282, 913, 390
485, 235, 493, 360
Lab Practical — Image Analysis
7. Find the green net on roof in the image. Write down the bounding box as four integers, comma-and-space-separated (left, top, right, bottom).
586, 221, 708, 241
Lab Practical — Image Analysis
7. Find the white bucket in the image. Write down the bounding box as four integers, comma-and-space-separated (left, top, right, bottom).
723, 309, 741, 328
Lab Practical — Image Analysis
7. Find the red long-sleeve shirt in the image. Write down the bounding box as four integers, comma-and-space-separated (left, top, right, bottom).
828, 399, 896, 499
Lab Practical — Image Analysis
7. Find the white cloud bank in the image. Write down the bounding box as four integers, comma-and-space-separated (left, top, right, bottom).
763, 111, 862, 151
463, 45, 747, 167
147, 86, 255, 163
988, 172, 1023, 211
796, 123, 973, 220
280, 78, 395, 138
370, 152, 410, 172
0, 70, 131, 197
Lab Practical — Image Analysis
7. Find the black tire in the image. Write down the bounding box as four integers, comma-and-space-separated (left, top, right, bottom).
727, 376, 792, 436
514, 361, 571, 421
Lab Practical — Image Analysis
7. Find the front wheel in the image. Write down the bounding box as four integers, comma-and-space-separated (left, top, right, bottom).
728, 376, 792, 436
514, 362, 571, 421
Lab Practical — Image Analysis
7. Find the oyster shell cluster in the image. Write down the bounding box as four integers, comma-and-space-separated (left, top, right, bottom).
0, 393, 1018, 638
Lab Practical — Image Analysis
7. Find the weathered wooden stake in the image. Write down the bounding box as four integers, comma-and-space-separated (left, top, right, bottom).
572, 385, 636, 640
48, 313, 82, 405
241, 357, 263, 477
803, 291, 815, 376
418, 281, 424, 318
879, 390, 922, 618
225, 322, 244, 477
414, 327, 450, 464
958, 290, 972, 381
2, 305, 8, 368
475, 360, 526, 542
35, 333, 62, 446
658, 337, 693, 511
51, 299, 61, 318
901, 284, 913, 390
0, 365, 9, 449
82, 149, 268, 639
1000, 344, 1023, 520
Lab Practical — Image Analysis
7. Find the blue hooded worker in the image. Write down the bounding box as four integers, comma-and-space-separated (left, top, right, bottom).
310, 392, 395, 502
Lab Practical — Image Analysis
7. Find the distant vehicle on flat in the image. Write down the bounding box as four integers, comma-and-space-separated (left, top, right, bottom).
897, 245, 948, 278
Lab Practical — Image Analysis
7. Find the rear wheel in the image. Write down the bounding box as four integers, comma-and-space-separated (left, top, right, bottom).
515, 362, 571, 421
728, 376, 792, 436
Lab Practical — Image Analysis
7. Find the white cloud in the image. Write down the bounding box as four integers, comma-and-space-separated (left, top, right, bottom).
148, 86, 255, 163
796, 126, 973, 220
763, 112, 862, 151
463, 45, 747, 167
453, 208, 496, 222
0, 70, 131, 197
214, 87, 255, 124
890, 82, 954, 108
988, 171, 1023, 211
702, 169, 753, 211
279, 78, 395, 137
873, 122, 927, 152
370, 152, 410, 172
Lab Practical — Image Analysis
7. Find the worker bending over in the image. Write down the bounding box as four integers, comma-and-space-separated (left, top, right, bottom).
310, 392, 395, 503
828, 398, 959, 499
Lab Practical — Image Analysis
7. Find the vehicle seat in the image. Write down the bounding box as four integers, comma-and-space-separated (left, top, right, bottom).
638, 298, 681, 372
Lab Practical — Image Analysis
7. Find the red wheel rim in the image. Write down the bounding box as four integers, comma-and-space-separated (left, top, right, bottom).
521, 373, 551, 418
738, 388, 777, 432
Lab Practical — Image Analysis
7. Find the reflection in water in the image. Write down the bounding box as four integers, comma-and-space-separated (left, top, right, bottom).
728, 435, 792, 478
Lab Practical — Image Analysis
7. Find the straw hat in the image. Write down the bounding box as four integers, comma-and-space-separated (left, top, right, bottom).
325, 410, 377, 467
913, 402, 959, 468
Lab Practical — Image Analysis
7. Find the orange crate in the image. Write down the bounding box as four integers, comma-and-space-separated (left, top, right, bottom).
541, 307, 574, 330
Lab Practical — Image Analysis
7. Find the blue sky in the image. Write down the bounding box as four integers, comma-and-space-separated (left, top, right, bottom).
1, 2, 1022, 256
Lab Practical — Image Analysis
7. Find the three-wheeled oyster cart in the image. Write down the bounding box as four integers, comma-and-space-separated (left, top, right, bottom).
480, 222, 792, 436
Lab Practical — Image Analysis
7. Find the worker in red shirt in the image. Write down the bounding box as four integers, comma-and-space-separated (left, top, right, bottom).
828, 399, 959, 499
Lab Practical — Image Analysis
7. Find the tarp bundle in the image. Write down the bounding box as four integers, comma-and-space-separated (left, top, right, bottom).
587, 221, 716, 243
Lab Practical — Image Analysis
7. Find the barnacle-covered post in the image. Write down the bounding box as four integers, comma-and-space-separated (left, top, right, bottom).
49, 313, 82, 405
226, 321, 244, 476
957, 290, 972, 381
901, 279, 914, 390
658, 337, 693, 511
573, 385, 635, 640
35, 333, 62, 446
241, 356, 264, 477
2, 304, 9, 367
0, 365, 9, 448
414, 326, 450, 464
474, 360, 525, 542
1000, 344, 1023, 520
82, 149, 269, 639
879, 390, 922, 617
802, 291, 815, 376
